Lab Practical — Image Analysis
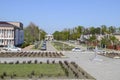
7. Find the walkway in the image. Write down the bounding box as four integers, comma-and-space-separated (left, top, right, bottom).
22, 45, 34, 51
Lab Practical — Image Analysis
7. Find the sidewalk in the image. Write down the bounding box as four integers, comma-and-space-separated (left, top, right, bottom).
22, 45, 34, 51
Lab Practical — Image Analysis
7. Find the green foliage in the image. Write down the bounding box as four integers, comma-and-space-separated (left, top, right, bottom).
53, 25, 117, 40
20, 42, 30, 48
52, 41, 74, 51
101, 35, 119, 47
88, 35, 97, 42
24, 22, 46, 44
89, 27, 96, 34
101, 37, 110, 46
53, 25, 119, 47
53, 26, 84, 40
108, 26, 116, 34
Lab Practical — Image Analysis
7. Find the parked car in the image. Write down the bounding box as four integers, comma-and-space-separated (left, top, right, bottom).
3, 45, 21, 51
41, 45, 46, 50
93, 46, 103, 53
8, 46, 21, 51
93, 49, 105, 53
72, 47, 82, 52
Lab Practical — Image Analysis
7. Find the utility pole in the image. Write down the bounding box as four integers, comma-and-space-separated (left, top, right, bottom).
100, 27, 102, 48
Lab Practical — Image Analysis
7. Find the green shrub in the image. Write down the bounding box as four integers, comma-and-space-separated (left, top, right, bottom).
34, 60, 37, 64
3, 72, 7, 76
20, 42, 30, 48
40, 61, 42, 64
27, 61, 32, 64
0, 75, 4, 79
31, 71, 35, 76
23, 61, 26, 64
47, 60, 49, 64
15, 61, 19, 64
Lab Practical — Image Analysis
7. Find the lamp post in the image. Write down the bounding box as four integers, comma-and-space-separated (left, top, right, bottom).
39, 30, 41, 41
63, 43, 64, 51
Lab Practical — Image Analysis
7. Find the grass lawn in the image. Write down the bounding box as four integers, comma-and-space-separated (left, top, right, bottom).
52, 41, 74, 51
0, 63, 65, 78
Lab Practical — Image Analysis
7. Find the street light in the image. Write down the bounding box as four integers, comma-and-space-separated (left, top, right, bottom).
39, 30, 41, 41
92, 46, 103, 61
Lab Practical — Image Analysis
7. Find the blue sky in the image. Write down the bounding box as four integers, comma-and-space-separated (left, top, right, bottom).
0, 0, 120, 34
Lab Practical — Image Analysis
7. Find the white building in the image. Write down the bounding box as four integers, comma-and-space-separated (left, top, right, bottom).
0, 21, 24, 47
45, 34, 54, 41
113, 32, 120, 41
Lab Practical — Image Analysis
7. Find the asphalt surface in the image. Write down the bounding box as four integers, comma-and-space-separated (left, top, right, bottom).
46, 41, 58, 51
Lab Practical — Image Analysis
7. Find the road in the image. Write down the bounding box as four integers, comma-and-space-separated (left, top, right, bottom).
22, 41, 57, 51
46, 41, 58, 51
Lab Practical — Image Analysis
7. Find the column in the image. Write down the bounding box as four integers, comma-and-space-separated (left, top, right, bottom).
1, 29, 2, 38
12, 30, 14, 38
0, 29, 1, 38
10, 29, 11, 38
7, 29, 8, 38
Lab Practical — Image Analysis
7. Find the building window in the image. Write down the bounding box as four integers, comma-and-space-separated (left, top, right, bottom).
0, 39, 1, 44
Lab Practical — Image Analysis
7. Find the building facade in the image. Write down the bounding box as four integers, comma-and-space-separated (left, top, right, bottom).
0, 21, 24, 47
113, 33, 120, 41
45, 34, 54, 41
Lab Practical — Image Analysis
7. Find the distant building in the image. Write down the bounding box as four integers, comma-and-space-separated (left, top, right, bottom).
113, 33, 120, 41
77, 34, 104, 44
45, 34, 54, 41
0, 21, 24, 47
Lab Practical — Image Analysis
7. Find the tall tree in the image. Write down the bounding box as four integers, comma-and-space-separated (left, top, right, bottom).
53, 31, 60, 40
101, 25, 108, 34
24, 22, 46, 43
89, 27, 96, 34
108, 26, 116, 34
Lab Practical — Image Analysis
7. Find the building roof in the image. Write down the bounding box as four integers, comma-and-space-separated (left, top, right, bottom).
0, 21, 15, 27
0, 21, 23, 29
113, 32, 120, 35
46, 34, 53, 36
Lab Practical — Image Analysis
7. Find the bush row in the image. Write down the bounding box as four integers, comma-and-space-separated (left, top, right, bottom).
0, 51, 64, 58
0, 71, 63, 79
1, 60, 56, 64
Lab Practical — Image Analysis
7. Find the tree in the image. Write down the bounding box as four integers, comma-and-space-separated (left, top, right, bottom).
100, 35, 119, 48
53, 31, 60, 40
101, 25, 108, 34
88, 35, 97, 46
95, 27, 101, 34
53, 28, 70, 40
109, 35, 118, 46
108, 26, 116, 34
40, 29, 46, 40
89, 27, 96, 35
24, 22, 46, 44
101, 36, 110, 47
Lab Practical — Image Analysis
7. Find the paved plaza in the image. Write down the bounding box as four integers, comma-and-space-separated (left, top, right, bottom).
0, 42, 120, 80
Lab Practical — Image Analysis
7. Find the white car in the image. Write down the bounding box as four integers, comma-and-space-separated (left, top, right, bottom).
4, 45, 21, 52
93, 48, 105, 53
8, 46, 21, 51
72, 47, 82, 52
